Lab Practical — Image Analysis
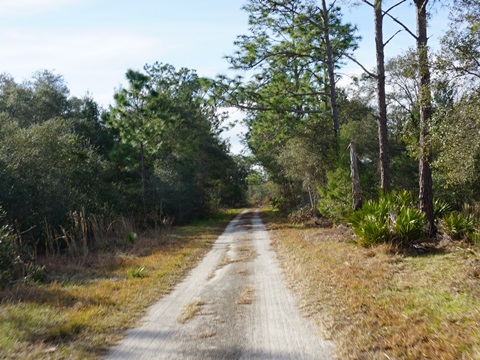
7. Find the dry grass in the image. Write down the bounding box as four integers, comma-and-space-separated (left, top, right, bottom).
197, 331, 217, 339
219, 252, 234, 268
237, 287, 255, 305
236, 245, 258, 263
0, 209, 241, 360
177, 299, 207, 324
207, 253, 234, 280
261, 208, 480, 360
236, 269, 250, 276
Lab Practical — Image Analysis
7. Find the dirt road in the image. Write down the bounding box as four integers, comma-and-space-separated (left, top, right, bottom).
105, 210, 334, 359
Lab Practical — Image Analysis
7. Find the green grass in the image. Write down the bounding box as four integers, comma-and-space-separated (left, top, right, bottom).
0, 208, 241, 359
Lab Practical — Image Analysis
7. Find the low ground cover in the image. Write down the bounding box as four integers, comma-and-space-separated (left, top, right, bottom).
262, 208, 480, 359
0, 210, 240, 360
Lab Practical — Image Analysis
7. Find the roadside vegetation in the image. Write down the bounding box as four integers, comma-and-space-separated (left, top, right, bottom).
0, 0, 479, 358
0, 209, 240, 360
262, 208, 480, 359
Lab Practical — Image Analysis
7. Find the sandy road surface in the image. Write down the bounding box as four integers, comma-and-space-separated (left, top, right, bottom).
105, 210, 334, 359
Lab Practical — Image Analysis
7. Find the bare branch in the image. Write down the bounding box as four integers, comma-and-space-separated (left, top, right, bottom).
328, 0, 339, 13
384, 0, 407, 15
448, 67, 480, 79
290, 91, 329, 97
344, 53, 378, 78
383, 12, 417, 40
361, 0, 375, 8
305, 68, 327, 85
384, 29, 403, 48
361, 0, 411, 41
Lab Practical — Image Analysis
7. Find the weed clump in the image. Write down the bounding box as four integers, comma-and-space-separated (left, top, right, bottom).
0, 217, 46, 288
126, 266, 145, 279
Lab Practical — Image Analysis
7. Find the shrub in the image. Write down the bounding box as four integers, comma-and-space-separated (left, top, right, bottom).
271, 196, 288, 211
24, 263, 47, 285
349, 191, 427, 247
393, 207, 427, 244
441, 211, 475, 240
471, 229, 480, 244
349, 200, 392, 246
434, 198, 452, 220
352, 214, 392, 247
317, 167, 352, 223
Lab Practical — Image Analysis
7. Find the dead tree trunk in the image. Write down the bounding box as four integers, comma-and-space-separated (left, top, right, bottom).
349, 142, 362, 210
140, 141, 147, 219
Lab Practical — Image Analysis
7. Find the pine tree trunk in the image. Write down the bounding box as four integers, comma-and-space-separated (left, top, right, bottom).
374, 0, 391, 192
321, 0, 340, 139
415, 0, 436, 236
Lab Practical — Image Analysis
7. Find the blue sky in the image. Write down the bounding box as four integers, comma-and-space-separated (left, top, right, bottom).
0, 0, 450, 153
0, 0, 250, 104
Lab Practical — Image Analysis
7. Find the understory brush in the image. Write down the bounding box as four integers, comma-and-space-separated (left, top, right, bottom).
287, 207, 315, 224
0, 224, 16, 288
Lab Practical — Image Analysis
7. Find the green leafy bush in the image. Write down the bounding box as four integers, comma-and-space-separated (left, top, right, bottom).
24, 263, 47, 285
271, 196, 289, 211
471, 229, 480, 244
434, 198, 452, 220
349, 199, 391, 246
317, 167, 352, 223
441, 211, 475, 240
352, 213, 392, 247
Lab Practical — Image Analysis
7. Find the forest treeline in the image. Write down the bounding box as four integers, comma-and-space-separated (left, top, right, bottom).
0, 65, 248, 286
1, 0, 479, 286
